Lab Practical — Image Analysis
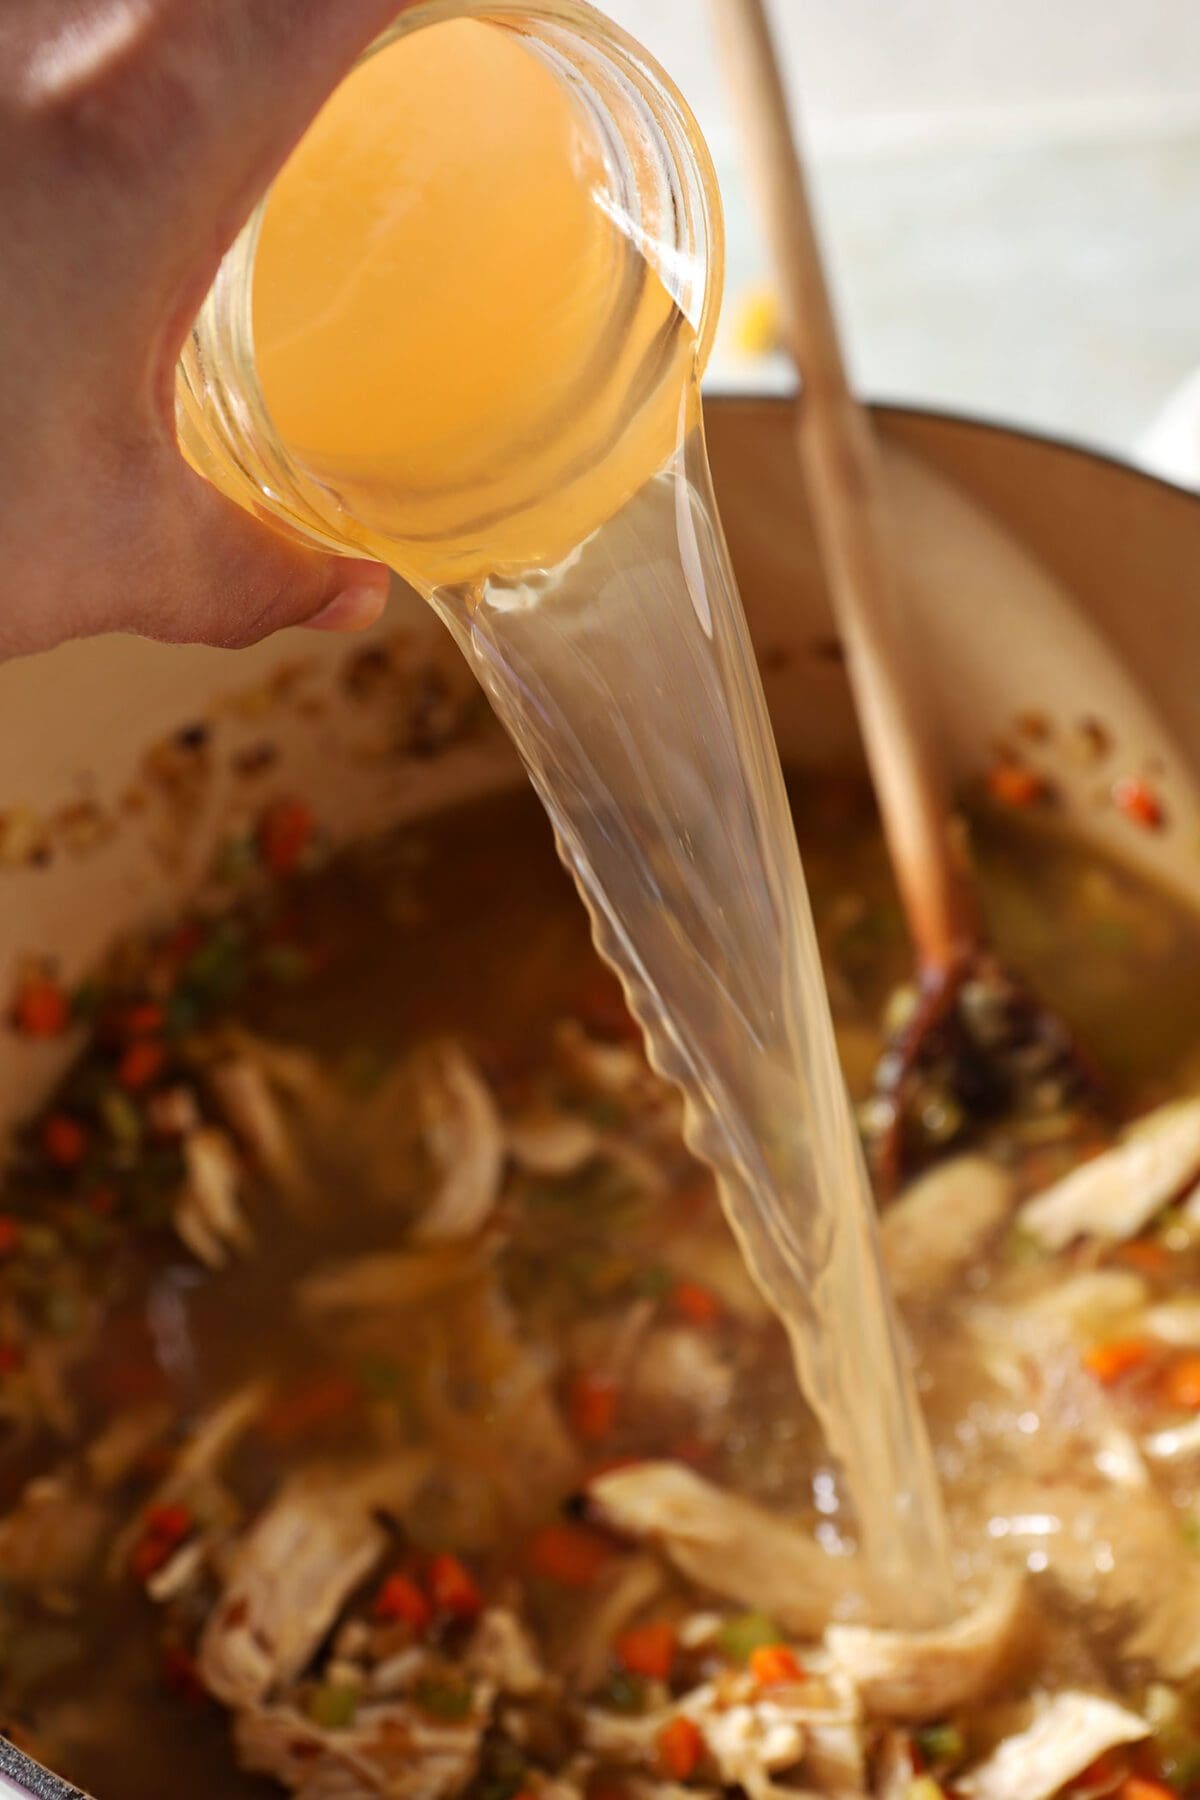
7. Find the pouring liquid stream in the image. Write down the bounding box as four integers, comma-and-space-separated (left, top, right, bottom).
250, 16, 954, 1625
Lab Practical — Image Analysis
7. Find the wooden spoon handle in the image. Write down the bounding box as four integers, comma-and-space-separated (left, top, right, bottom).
710, 0, 977, 976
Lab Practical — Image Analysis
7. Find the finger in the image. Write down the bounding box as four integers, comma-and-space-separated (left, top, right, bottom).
126, 460, 390, 650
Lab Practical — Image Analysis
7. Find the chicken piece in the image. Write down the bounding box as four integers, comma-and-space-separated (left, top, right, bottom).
1142, 1300, 1200, 1347
465, 1608, 545, 1698
676, 1679, 815, 1800
882, 1157, 1014, 1302
296, 1244, 493, 1319
234, 1698, 483, 1800
209, 1053, 315, 1208
957, 1692, 1148, 1800
200, 1454, 430, 1706
175, 1127, 253, 1269
1018, 1271, 1147, 1339
1143, 1415, 1200, 1461
825, 1571, 1027, 1721
629, 1326, 735, 1415
1019, 1099, 1200, 1250
587, 1462, 848, 1633
358, 1043, 504, 1241
507, 1111, 600, 1177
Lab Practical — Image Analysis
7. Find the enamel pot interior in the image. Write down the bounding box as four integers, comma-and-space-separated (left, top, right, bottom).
0, 396, 1199, 1795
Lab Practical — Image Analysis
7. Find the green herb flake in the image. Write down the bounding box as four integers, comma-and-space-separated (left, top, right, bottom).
258, 944, 312, 986
633, 1264, 674, 1300
597, 1669, 649, 1715
307, 1682, 360, 1731
716, 1611, 784, 1664
914, 1724, 965, 1769
414, 1678, 474, 1722
100, 1090, 142, 1149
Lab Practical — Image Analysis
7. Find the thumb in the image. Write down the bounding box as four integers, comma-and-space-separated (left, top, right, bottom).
128, 460, 391, 649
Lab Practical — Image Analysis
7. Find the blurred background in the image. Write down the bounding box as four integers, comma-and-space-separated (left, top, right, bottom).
602, 0, 1200, 485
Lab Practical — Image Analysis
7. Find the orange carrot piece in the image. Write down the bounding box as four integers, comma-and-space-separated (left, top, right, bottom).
1118, 1778, 1176, 1800
118, 1038, 167, 1091
427, 1552, 483, 1618
1113, 777, 1164, 830
0, 1217, 20, 1257
569, 1372, 618, 1442
42, 1113, 87, 1168
657, 1716, 704, 1781
987, 761, 1046, 808
1082, 1338, 1152, 1385
749, 1644, 805, 1687
12, 976, 70, 1038
526, 1522, 612, 1587
616, 1621, 677, 1681
373, 1572, 433, 1631
671, 1282, 722, 1326
258, 799, 315, 875
1162, 1354, 1200, 1411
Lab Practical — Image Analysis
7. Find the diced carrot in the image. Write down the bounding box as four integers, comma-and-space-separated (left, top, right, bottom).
669, 1436, 715, 1469
569, 1372, 618, 1442
0, 1217, 20, 1257
1115, 1240, 1172, 1276
1076, 1753, 1126, 1789
1117, 1778, 1174, 1800
987, 761, 1046, 808
1162, 1354, 1200, 1411
257, 799, 315, 876
12, 976, 70, 1038
427, 1552, 483, 1619
117, 1038, 167, 1092
42, 1113, 87, 1168
373, 1572, 433, 1632
124, 1002, 167, 1038
656, 1716, 704, 1781
261, 1374, 360, 1444
0, 1344, 24, 1375
1082, 1338, 1152, 1385
130, 1535, 172, 1582
1113, 777, 1164, 831
748, 1644, 805, 1687
526, 1522, 612, 1588
143, 1503, 194, 1546
616, 1621, 677, 1681
671, 1281, 722, 1326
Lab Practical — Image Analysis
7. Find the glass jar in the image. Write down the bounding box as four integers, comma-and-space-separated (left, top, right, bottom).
175, 0, 724, 590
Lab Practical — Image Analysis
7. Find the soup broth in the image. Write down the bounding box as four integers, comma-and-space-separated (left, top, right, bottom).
3, 780, 1200, 1799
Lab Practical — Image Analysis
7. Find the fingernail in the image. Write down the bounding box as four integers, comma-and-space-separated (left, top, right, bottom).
303, 583, 388, 634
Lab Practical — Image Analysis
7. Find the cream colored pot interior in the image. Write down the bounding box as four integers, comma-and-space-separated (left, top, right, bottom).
1, 396, 1199, 1150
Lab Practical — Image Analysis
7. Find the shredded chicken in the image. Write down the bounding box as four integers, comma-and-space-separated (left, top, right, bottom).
235, 1698, 484, 1800
200, 1454, 430, 1706
882, 1157, 1014, 1301
209, 1054, 315, 1207
826, 1571, 1028, 1720
175, 1127, 253, 1269
628, 1326, 735, 1415
296, 1244, 494, 1319
587, 1462, 849, 1632
357, 1043, 504, 1241
1019, 1099, 1200, 1249
507, 1112, 600, 1176
957, 1692, 1148, 1800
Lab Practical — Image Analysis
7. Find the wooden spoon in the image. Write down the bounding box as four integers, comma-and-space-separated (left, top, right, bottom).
710, 0, 1107, 1179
